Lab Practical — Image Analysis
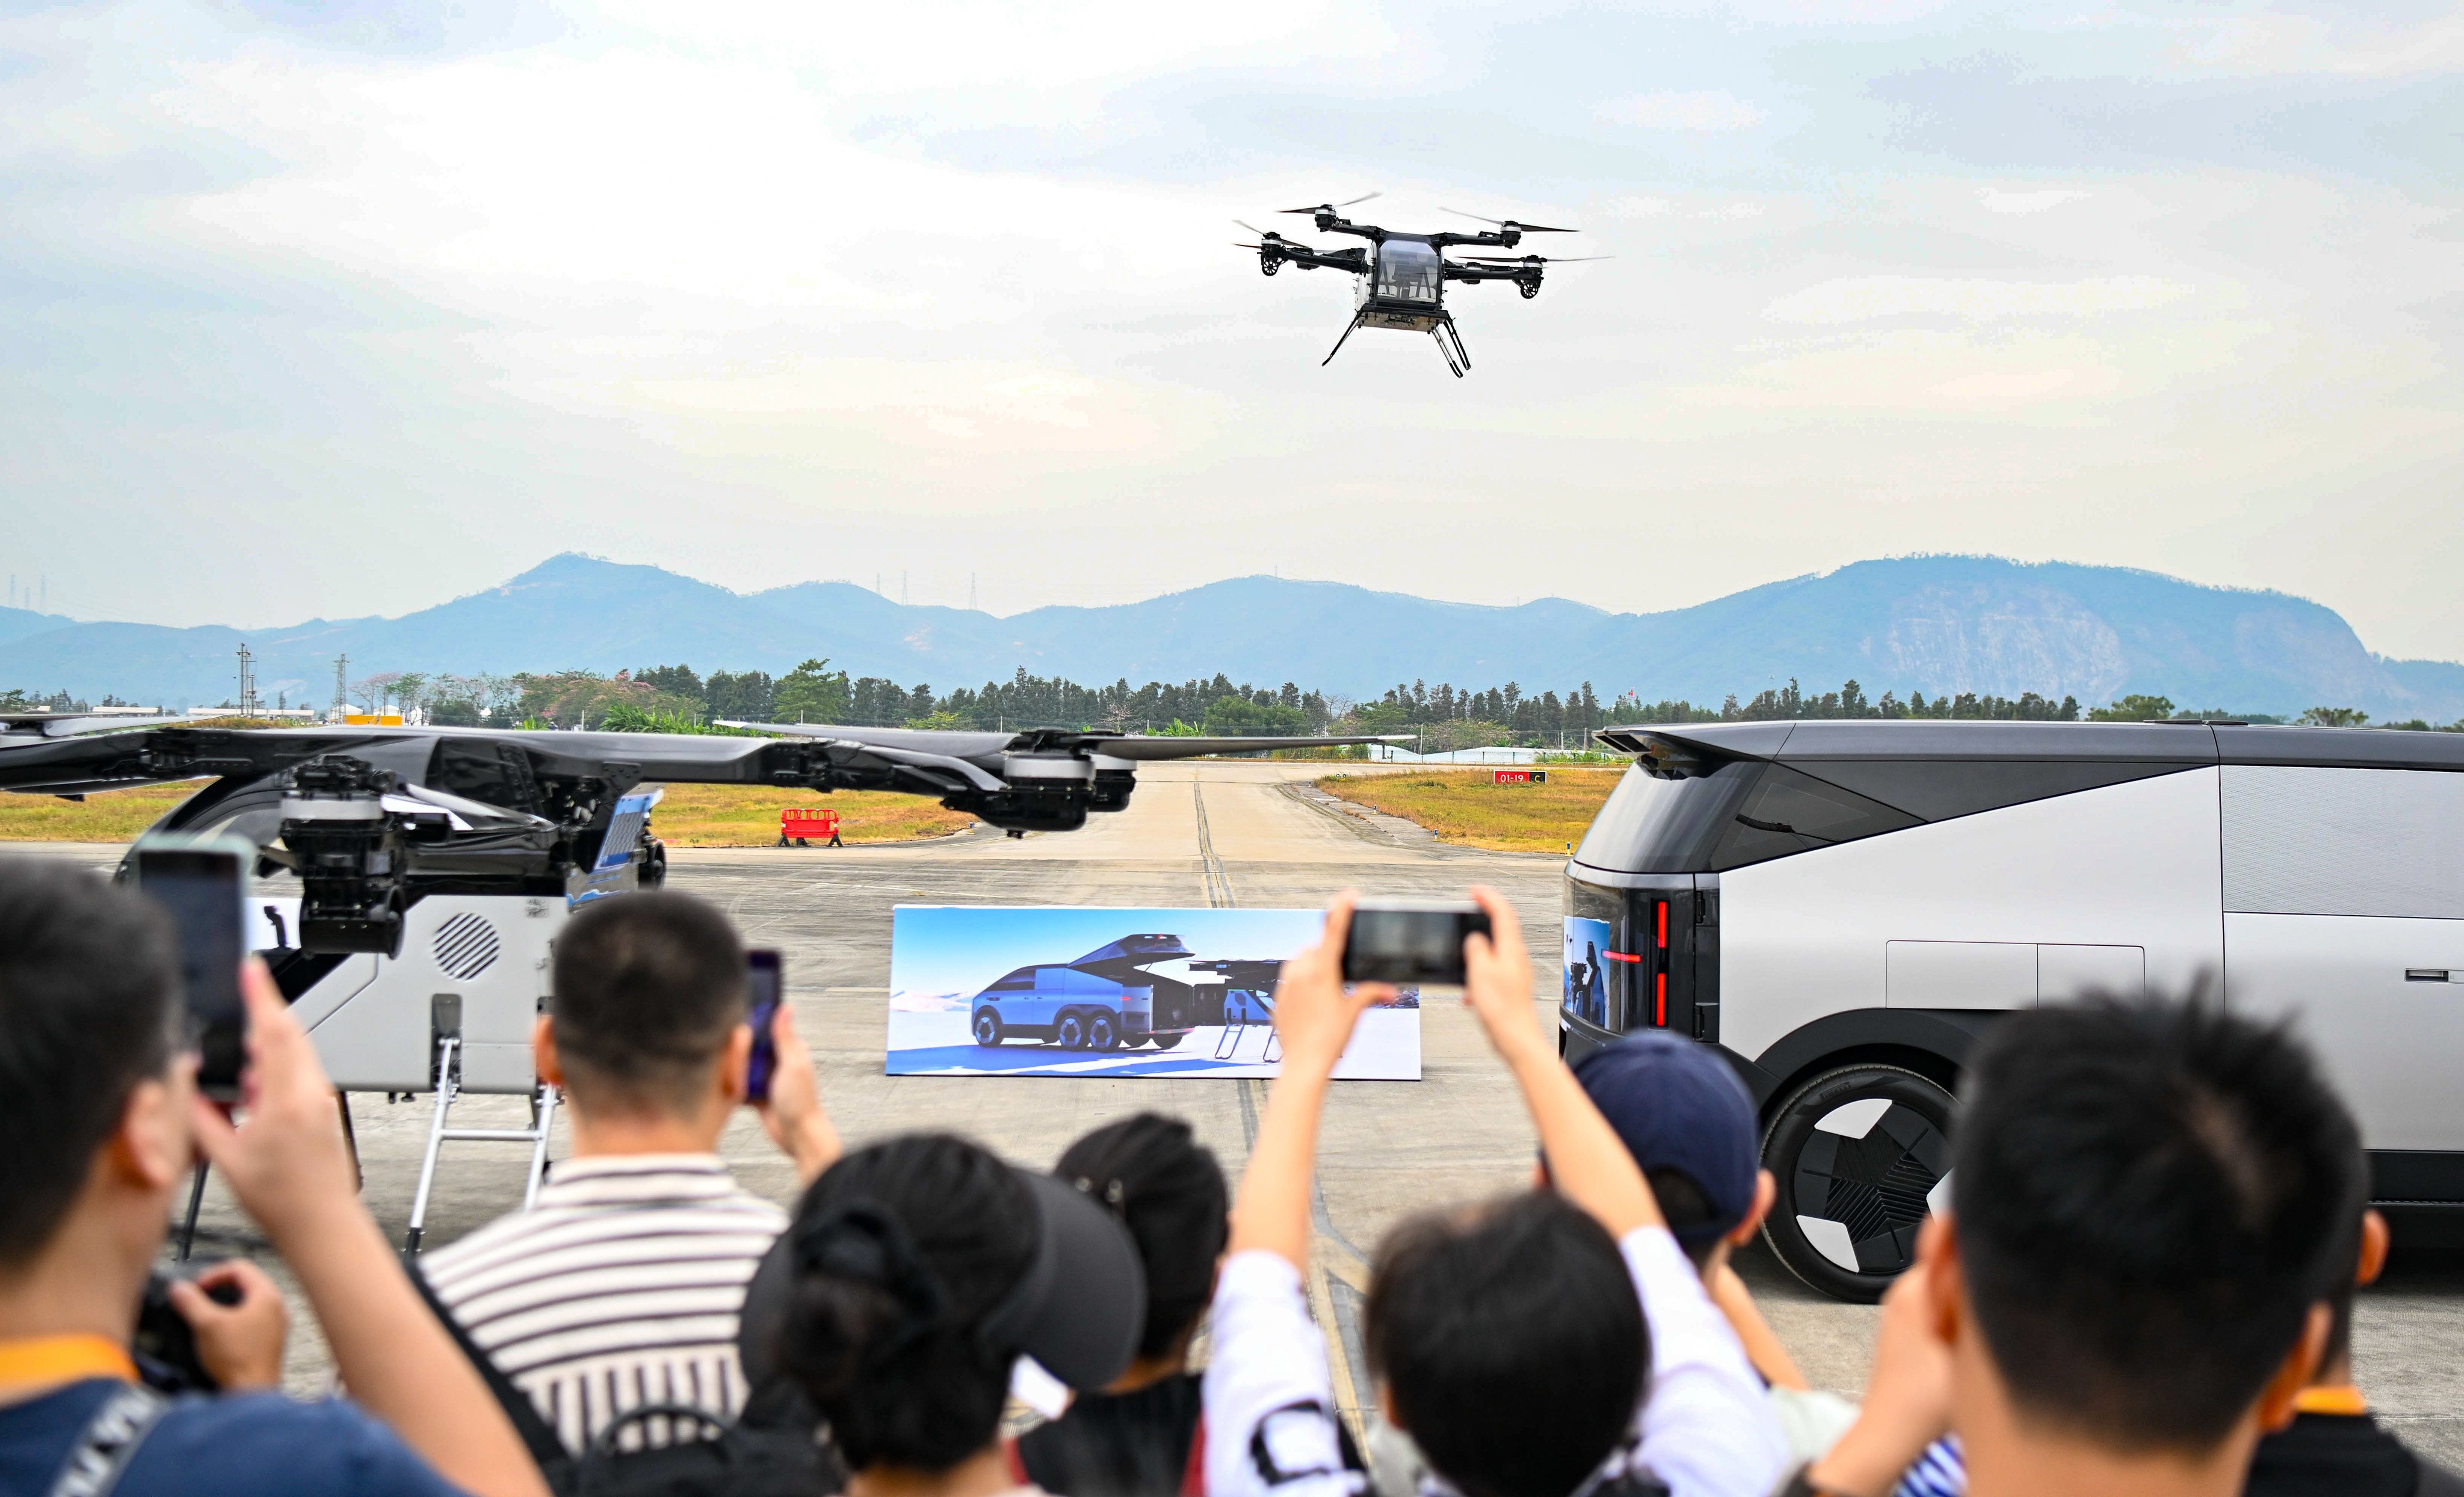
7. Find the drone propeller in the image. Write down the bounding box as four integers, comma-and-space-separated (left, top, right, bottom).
1235, 220, 1317, 255
1278, 191, 1382, 215
1462, 254, 1613, 265
1440, 206, 1578, 233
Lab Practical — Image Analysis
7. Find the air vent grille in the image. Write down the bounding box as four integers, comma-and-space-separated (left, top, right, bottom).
434, 912, 501, 981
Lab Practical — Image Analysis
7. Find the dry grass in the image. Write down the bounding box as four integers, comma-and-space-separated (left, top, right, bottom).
0, 779, 972, 847
0, 780, 212, 842
1317, 767, 1625, 853
647, 783, 975, 847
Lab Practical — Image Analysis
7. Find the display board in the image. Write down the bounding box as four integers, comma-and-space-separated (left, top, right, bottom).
886, 905, 1421, 1079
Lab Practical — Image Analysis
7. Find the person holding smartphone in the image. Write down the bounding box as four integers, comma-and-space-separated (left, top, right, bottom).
415, 892, 839, 1462
0, 858, 551, 1497
1203, 887, 1788, 1497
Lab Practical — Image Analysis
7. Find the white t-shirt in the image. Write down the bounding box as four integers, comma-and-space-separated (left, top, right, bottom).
1202, 1225, 1786, 1497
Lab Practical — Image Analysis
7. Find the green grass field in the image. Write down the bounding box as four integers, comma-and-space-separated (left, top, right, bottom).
1317, 767, 1624, 853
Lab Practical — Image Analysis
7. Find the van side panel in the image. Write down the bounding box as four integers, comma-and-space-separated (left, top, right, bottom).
2222, 766, 2464, 1153
1720, 768, 2225, 1064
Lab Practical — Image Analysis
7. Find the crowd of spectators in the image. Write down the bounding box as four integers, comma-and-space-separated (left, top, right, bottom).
0, 857, 2456, 1497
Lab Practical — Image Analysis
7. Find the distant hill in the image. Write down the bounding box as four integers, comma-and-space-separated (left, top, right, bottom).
0, 606, 75, 649
3, 552, 2459, 721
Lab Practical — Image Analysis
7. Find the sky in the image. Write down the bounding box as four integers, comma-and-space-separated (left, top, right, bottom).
5, 2, 2462, 658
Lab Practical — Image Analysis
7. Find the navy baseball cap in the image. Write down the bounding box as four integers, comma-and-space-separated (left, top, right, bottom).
1571, 1031, 1759, 1253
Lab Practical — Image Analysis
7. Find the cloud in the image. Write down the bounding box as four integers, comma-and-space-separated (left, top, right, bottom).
1595, 90, 1766, 131
1762, 276, 2194, 325
1979, 187, 2090, 214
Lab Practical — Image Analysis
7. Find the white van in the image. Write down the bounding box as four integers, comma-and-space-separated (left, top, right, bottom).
1561, 720, 2464, 1301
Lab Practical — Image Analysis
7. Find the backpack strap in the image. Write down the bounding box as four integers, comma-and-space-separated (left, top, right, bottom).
2417, 1453, 2464, 1497
46, 1383, 171, 1497
400, 1251, 570, 1469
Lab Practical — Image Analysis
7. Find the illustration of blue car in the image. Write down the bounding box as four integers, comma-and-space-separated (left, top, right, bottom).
971, 933, 1209, 1050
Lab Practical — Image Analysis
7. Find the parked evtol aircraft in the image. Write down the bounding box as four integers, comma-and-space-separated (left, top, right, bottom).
1561, 719, 2464, 1301
0, 715, 1380, 1245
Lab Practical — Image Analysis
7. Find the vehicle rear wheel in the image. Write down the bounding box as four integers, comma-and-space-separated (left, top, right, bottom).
1151, 1033, 1185, 1051
1760, 1064, 1954, 1303
972, 1009, 1002, 1047
1088, 1014, 1119, 1051
1055, 1012, 1088, 1049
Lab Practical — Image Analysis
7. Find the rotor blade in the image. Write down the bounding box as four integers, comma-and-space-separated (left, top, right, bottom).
1280, 193, 1381, 215
1078, 735, 1401, 761
1234, 219, 1274, 237
1441, 207, 1579, 233
1462, 255, 1612, 265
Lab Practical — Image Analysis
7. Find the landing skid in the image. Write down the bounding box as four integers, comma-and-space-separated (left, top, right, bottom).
1321, 310, 1469, 377
1321, 312, 1363, 367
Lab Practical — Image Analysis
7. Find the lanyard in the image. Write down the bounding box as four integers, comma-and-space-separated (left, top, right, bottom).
2293, 1385, 2370, 1416
0, 1335, 137, 1392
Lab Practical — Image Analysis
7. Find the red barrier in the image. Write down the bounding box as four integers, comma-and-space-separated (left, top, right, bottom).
780, 808, 840, 843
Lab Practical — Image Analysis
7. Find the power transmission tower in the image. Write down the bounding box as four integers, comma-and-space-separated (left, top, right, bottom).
236, 643, 258, 719
330, 655, 349, 724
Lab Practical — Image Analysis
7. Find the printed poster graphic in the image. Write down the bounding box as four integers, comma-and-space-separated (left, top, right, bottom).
1563, 916, 1613, 1028
888, 906, 1421, 1079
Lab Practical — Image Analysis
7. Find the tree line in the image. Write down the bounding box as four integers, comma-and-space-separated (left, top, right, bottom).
65, 664, 2456, 742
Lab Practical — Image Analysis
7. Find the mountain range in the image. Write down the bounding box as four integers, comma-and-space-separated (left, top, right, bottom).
5, 552, 2460, 722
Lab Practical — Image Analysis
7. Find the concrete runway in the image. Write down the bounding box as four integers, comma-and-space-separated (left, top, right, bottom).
14, 760, 2464, 1460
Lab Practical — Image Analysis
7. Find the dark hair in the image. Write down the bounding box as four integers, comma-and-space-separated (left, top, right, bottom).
549, 891, 746, 1116
1645, 1168, 1719, 1270
1366, 1193, 1646, 1497
780, 1134, 1038, 1472
1954, 999, 2366, 1452
1055, 1113, 1227, 1362
0, 861, 182, 1267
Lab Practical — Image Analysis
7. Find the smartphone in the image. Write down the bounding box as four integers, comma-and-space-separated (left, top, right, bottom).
745, 949, 783, 1103
1342, 901, 1491, 987
132, 837, 255, 1100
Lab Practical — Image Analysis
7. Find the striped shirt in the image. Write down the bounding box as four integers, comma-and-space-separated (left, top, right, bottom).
420, 1153, 788, 1455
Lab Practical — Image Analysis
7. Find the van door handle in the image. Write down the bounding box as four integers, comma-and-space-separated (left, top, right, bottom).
2404, 969, 2454, 982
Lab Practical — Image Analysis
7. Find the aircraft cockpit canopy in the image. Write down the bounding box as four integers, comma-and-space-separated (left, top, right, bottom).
1376, 240, 1441, 303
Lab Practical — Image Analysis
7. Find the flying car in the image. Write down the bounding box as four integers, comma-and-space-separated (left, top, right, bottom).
0, 713, 1385, 1243
1235, 193, 1607, 377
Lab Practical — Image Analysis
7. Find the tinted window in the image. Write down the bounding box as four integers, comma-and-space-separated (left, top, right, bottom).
427, 739, 539, 814
2222, 765, 2464, 918
1709, 764, 1923, 871
1797, 759, 2191, 824
1573, 761, 1757, 873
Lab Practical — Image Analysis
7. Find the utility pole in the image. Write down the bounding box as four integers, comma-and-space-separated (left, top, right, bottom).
235, 643, 258, 720
330, 655, 349, 724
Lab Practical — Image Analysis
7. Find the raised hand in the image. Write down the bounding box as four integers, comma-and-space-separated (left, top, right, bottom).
1271, 890, 1393, 1077
1462, 885, 1545, 1066
752, 1001, 841, 1184
188, 959, 357, 1245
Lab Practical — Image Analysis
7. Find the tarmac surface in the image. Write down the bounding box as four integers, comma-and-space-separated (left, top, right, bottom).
13, 759, 2464, 1460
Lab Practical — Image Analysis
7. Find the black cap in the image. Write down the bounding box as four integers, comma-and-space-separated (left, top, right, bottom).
1571, 1031, 1759, 1253
738, 1166, 1146, 1393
